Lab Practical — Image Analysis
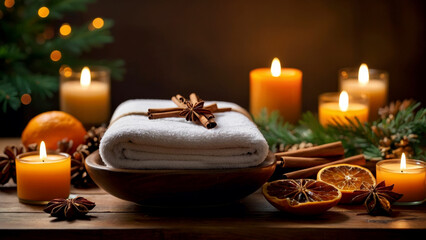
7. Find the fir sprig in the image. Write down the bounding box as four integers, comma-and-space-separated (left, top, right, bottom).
254, 101, 426, 160
0, 0, 124, 112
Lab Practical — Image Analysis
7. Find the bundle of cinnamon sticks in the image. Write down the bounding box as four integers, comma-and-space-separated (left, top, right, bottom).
274, 141, 366, 179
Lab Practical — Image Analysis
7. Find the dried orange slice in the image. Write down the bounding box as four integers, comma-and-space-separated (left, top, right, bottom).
317, 164, 376, 204
262, 179, 341, 215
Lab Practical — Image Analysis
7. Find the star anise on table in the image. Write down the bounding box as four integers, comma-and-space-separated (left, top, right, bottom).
43, 197, 96, 220
351, 181, 403, 216
0, 146, 25, 185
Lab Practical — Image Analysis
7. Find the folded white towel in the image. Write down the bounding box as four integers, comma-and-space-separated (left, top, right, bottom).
99, 99, 269, 169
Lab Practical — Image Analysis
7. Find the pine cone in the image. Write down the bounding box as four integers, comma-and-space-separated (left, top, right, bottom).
379, 135, 416, 159
0, 146, 25, 185
84, 126, 106, 153
277, 142, 315, 153
378, 99, 414, 120
57, 139, 74, 154
71, 144, 96, 188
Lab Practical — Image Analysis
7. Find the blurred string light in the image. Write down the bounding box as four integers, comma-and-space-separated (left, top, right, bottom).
20, 94, 32, 105
59, 23, 72, 36
4, 0, 15, 8
89, 17, 104, 30
50, 50, 62, 62
38, 6, 49, 18
59, 65, 73, 77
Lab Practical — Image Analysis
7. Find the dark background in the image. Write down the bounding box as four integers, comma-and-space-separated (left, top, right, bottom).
2, 0, 426, 136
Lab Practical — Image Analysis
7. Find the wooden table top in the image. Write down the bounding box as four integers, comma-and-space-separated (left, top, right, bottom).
1, 138, 426, 239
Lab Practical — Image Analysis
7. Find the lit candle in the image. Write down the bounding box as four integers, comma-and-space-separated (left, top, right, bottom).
250, 58, 302, 123
376, 153, 426, 205
16, 141, 71, 205
339, 64, 388, 121
318, 91, 369, 126
60, 66, 110, 126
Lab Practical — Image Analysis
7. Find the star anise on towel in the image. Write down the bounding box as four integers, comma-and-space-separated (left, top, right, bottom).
148, 93, 232, 129
351, 181, 403, 216
44, 197, 96, 220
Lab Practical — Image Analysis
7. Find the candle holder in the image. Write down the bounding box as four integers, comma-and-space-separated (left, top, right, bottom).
339, 67, 388, 121
318, 92, 369, 126
16, 151, 71, 205
60, 66, 111, 128
376, 159, 426, 205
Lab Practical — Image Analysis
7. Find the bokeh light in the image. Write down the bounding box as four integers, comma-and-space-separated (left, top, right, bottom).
50, 50, 62, 62
21, 94, 32, 105
4, 0, 15, 8
59, 23, 72, 36
92, 17, 104, 29
38, 6, 49, 18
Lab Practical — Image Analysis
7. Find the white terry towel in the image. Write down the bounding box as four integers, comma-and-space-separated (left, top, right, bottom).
99, 99, 269, 169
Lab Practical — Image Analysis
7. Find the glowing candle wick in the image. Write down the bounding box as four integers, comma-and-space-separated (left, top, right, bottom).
400, 153, 406, 173
271, 58, 281, 77
40, 141, 47, 163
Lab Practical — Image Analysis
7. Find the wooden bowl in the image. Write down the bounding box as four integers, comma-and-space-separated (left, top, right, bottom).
85, 150, 276, 207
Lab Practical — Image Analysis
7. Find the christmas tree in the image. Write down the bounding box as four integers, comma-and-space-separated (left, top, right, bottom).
0, 0, 124, 112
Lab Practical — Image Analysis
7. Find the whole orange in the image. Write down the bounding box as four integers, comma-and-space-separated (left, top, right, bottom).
21, 111, 86, 152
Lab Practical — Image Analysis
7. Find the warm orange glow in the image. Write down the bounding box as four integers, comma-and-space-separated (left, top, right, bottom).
39, 141, 47, 162
59, 23, 72, 36
92, 17, 104, 29
4, 0, 14, 8
358, 63, 369, 85
20, 94, 32, 105
80, 67, 91, 87
50, 50, 62, 62
400, 153, 406, 172
339, 91, 349, 112
270, 58, 281, 77
38, 6, 50, 18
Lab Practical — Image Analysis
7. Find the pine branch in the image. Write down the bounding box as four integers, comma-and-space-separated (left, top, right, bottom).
254, 101, 426, 160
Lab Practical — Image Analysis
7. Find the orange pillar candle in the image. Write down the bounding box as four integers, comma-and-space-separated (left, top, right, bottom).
16, 141, 70, 205
250, 58, 302, 123
318, 91, 369, 126
376, 153, 426, 205
339, 64, 388, 121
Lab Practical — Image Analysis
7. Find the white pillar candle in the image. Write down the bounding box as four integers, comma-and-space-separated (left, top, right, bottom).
339, 64, 388, 121
60, 66, 110, 126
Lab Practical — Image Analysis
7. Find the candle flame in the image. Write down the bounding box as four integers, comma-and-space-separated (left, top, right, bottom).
271, 58, 281, 77
40, 141, 47, 162
358, 63, 369, 85
400, 153, 406, 172
80, 66, 91, 88
339, 91, 349, 112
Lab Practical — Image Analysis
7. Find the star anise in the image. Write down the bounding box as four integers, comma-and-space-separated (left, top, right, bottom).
0, 145, 25, 185
147, 93, 231, 129
44, 197, 96, 219
180, 100, 214, 122
351, 181, 403, 216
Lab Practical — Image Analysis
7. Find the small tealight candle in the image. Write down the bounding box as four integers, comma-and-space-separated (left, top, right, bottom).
16, 141, 71, 205
339, 64, 388, 121
250, 58, 303, 123
376, 153, 426, 205
318, 91, 369, 126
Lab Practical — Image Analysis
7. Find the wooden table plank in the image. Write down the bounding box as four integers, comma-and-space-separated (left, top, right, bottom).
1, 137, 426, 239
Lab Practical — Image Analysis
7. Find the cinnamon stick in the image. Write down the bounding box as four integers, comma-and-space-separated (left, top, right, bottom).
148, 110, 183, 119
277, 156, 342, 168
282, 154, 366, 179
189, 93, 214, 129
148, 107, 184, 113
275, 141, 345, 158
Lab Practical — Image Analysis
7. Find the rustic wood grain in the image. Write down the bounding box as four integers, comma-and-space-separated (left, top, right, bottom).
1, 138, 426, 239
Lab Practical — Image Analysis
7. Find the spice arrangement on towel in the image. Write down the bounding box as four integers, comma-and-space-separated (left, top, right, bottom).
99, 99, 269, 169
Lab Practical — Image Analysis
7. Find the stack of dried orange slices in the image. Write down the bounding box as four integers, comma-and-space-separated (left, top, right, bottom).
263, 164, 376, 215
